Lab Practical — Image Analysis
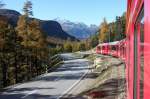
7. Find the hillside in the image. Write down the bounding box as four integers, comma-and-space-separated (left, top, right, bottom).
40, 20, 76, 40
0, 9, 77, 44
0, 9, 20, 26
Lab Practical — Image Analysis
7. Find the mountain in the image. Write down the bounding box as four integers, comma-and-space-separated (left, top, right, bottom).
54, 18, 99, 40
0, 9, 77, 42
40, 20, 76, 40
0, 9, 20, 26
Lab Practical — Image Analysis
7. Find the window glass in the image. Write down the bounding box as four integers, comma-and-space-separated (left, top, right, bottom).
112, 46, 116, 50
140, 14, 144, 99
134, 23, 138, 99
134, 7, 144, 99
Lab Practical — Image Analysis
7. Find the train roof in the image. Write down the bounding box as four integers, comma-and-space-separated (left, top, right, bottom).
108, 41, 120, 45
97, 41, 120, 46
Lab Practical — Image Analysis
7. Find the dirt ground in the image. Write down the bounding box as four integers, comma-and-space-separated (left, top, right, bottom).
82, 54, 126, 99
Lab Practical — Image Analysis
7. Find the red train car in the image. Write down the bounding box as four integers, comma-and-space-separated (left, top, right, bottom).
108, 41, 120, 57
119, 39, 126, 60
96, 43, 109, 55
126, 0, 150, 99
96, 40, 125, 58
96, 39, 126, 60
96, 45, 102, 54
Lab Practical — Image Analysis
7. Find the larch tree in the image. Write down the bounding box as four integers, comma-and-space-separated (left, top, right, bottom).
28, 19, 48, 75
16, 0, 49, 80
16, 0, 33, 48
99, 18, 109, 43
15, 0, 34, 80
0, 0, 50, 87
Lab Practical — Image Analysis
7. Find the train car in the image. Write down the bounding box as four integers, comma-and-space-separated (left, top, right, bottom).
96, 40, 125, 58
96, 43, 109, 55
103, 43, 109, 55
108, 41, 120, 57
118, 39, 126, 60
126, 0, 150, 99
96, 45, 102, 54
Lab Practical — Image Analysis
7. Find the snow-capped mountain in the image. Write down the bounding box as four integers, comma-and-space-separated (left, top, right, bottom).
54, 18, 99, 40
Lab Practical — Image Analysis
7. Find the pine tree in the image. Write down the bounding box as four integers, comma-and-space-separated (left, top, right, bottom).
120, 12, 126, 39
90, 33, 99, 47
0, 16, 8, 87
0, 16, 18, 86
113, 13, 126, 41
108, 22, 116, 42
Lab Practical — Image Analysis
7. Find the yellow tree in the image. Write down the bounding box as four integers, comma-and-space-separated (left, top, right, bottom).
99, 18, 109, 43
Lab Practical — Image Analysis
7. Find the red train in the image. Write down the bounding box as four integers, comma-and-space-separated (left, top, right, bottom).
96, 39, 126, 60
96, 0, 150, 99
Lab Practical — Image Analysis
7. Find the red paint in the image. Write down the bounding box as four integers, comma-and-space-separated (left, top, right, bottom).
144, 0, 150, 99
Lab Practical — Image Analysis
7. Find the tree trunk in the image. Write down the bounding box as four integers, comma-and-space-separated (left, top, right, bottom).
2, 62, 7, 87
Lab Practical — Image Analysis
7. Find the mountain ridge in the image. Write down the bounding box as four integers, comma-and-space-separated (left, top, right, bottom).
54, 18, 99, 40
0, 9, 77, 42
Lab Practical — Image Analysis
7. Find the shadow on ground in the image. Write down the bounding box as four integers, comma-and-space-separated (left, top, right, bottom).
72, 78, 126, 99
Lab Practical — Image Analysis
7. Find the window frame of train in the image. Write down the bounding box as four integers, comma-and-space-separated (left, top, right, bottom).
134, 5, 144, 99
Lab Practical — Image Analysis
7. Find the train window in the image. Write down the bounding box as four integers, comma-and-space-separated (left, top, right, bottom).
134, 25, 138, 99
112, 46, 116, 50
122, 46, 125, 57
140, 10, 144, 99
128, 37, 130, 90
102, 46, 105, 50
134, 6, 144, 99
98, 46, 101, 50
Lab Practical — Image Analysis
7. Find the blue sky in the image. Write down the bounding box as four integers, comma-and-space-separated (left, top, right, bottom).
2, 0, 127, 25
